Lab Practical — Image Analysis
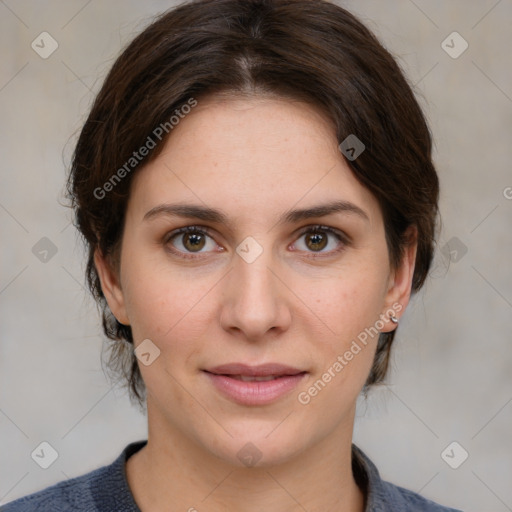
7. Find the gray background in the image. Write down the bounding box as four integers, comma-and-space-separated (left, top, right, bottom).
1, 1, 511, 510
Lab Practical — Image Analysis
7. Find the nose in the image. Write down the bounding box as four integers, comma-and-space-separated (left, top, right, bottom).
219, 240, 292, 341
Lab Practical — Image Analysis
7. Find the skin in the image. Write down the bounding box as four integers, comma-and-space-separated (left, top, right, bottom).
94, 94, 417, 512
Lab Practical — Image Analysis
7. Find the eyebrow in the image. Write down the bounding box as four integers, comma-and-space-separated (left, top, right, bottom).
142, 200, 370, 227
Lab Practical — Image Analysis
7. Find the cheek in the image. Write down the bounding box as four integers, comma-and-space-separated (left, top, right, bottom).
122, 267, 216, 398
295, 281, 382, 425
121, 257, 216, 350
295, 264, 388, 397
308, 267, 388, 343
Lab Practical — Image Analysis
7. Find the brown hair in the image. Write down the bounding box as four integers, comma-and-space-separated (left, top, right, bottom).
66, 0, 439, 407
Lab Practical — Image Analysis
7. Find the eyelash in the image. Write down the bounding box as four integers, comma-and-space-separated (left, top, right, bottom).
163, 225, 349, 261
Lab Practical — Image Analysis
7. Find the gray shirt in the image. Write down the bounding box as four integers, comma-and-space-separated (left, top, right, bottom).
1, 440, 463, 511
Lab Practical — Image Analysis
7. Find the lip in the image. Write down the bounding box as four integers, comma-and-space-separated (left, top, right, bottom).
203, 363, 307, 406
206, 362, 304, 377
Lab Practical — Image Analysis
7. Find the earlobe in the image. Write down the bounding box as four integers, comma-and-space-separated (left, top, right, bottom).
93, 249, 130, 325
381, 225, 418, 333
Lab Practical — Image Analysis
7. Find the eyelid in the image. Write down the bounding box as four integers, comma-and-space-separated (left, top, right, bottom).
291, 224, 350, 257
295, 224, 350, 244
163, 224, 349, 259
162, 225, 221, 260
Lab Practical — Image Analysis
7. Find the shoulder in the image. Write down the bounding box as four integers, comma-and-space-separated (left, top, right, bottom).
352, 444, 464, 512
1, 441, 146, 512
0, 469, 99, 512
377, 480, 463, 511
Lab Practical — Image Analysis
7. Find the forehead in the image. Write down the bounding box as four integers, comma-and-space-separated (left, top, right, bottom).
127, 95, 381, 227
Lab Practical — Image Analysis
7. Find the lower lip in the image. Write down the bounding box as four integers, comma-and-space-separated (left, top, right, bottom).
203, 371, 307, 405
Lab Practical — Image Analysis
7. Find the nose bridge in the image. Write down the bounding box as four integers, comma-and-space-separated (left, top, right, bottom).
221, 234, 290, 337
234, 234, 278, 303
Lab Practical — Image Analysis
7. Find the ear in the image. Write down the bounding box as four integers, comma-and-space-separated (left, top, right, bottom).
94, 248, 130, 325
380, 225, 418, 333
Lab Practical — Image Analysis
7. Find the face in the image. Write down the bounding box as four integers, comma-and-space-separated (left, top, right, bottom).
95, 94, 416, 468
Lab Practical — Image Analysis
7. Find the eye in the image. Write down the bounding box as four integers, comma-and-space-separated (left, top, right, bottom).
163, 224, 348, 260
164, 226, 221, 259
292, 225, 348, 256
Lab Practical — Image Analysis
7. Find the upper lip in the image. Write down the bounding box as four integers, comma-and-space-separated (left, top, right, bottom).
204, 363, 306, 377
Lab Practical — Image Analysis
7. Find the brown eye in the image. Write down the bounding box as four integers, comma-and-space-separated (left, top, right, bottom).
164, 226, 219, 258
293, 226, 347, 256
304, 231, 328, 252
182, 232, 206, 252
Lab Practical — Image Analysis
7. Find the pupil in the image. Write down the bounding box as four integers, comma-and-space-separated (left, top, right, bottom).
308, 232, 326, 251
184, 233, 205, 251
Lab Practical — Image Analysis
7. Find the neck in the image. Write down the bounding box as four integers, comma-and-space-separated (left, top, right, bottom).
126, 401, 365, 512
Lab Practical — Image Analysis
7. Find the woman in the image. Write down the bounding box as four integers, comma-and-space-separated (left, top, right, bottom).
3, 0, 463, 510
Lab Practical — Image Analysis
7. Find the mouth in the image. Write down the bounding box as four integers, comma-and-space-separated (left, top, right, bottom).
222, 374, 291, 382
202, 363, 308, 405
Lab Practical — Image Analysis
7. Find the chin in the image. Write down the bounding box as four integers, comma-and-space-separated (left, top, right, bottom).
197, 421, 309, 469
